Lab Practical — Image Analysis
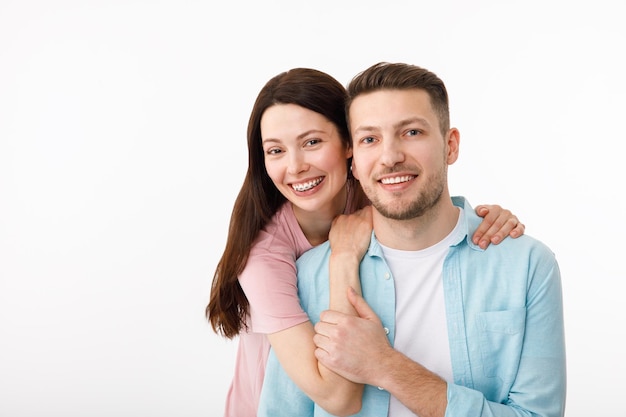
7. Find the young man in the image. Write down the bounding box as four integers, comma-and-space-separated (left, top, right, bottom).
258, 62, 566, 417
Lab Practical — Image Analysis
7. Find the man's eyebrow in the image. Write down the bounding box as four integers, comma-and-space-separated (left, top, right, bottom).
353, 117, 432, 135
352, 125, 379, 135
393, 117, 431, 130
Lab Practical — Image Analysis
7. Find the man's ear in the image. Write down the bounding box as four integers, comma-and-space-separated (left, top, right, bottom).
446, 128, 460, 165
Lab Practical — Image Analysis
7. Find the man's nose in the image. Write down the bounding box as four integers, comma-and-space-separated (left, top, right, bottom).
380, 138, 405, 167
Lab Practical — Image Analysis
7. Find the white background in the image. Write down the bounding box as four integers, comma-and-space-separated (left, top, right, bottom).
1, 1, 624, 416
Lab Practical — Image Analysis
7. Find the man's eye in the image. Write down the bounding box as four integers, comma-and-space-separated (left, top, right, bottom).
407, 129, 420, 136
362, 136, 375, 144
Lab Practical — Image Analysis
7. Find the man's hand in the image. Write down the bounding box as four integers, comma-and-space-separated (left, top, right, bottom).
314, 287, 391, 385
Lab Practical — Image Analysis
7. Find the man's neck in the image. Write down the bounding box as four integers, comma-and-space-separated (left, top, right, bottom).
372, 196, 460, 251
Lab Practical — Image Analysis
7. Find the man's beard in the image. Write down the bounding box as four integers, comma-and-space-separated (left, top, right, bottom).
364, 168, 446, 221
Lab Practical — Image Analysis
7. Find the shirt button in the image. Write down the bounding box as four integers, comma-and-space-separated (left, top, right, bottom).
377, 386, 384, 390
383, 327, 390, 335
384, 272, 390, 280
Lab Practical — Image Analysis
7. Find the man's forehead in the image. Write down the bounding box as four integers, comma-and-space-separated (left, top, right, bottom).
348, 90, 437, 129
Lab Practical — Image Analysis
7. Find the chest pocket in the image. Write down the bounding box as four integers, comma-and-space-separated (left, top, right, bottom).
476, 307, 526, 382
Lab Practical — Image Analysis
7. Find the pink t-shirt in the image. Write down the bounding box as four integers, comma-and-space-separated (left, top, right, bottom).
222, 184, 360, 417
223, 202, 313, 417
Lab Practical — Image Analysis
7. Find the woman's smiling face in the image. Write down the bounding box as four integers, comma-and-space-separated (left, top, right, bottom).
261, 103, 352, 215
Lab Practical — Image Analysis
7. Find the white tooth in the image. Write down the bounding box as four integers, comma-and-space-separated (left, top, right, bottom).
381, 175, 412, 185
292, 177, 322, 191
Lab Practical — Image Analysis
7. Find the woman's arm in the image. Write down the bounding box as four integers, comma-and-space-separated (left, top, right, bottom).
328, 206, 372, 314
264, 208, 373, 416
268, 322, 362, 416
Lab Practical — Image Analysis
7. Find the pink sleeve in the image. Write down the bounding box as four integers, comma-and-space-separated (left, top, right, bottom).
238, 247, 310, 334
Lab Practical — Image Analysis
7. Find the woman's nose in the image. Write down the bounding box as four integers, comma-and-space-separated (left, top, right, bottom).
287, 152, 309, 174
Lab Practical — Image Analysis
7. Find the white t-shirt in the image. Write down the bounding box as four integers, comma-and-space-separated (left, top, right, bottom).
380, 208, 464, 416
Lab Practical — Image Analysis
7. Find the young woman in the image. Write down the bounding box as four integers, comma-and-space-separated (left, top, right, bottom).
207, 68, 524, 417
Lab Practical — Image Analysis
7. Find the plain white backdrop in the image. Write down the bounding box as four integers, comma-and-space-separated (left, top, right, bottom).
1, 1, 624, 416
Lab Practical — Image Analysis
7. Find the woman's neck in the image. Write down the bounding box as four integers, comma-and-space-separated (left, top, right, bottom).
293, 186, 348, 247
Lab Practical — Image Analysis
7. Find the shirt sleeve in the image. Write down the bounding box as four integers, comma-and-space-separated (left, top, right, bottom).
239, 243, 309, 334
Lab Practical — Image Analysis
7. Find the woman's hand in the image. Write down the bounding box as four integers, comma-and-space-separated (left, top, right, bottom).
329, 206, 373, 261
473, 204, 525, 249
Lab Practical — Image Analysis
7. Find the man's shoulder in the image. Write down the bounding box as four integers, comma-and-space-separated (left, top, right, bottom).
296, 241, 332, 268
457, 198, 557, 261
487, 233, 556, 258
458, 233, 560, 279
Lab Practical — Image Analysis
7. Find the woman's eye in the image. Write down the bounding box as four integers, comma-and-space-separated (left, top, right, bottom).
266, 148, 282, 155
305, 139, 321, 147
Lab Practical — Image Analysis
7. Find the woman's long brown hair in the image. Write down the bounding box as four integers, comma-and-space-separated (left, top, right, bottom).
206, 68, 367, 338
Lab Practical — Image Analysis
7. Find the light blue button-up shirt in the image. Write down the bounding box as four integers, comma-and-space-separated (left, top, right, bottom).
258, 197, 566, 417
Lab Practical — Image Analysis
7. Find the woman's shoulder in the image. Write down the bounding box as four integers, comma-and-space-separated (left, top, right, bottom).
252, 202, 311, 256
